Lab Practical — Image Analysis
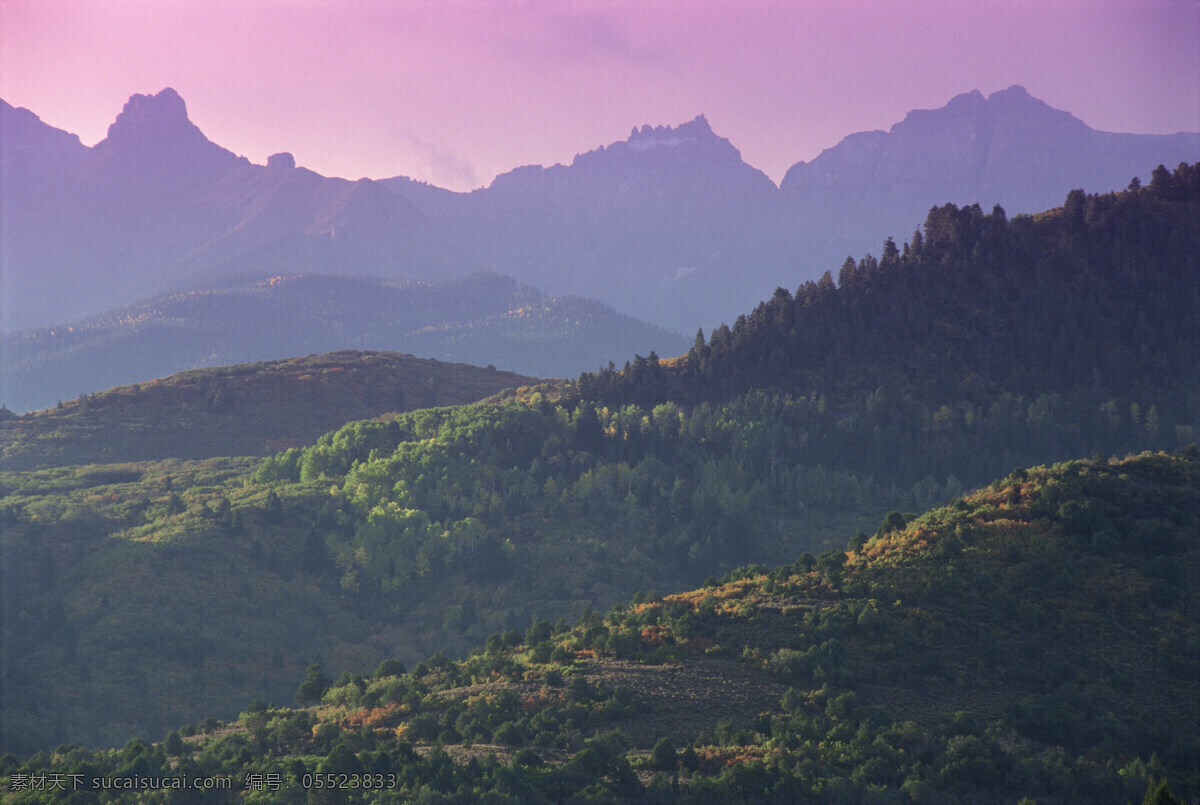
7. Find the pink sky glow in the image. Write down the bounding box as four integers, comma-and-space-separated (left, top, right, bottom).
2, 0, 1198, 192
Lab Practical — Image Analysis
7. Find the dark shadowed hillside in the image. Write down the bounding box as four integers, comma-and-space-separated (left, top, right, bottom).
580, 163, 1200, 488
0, 351, 534, 470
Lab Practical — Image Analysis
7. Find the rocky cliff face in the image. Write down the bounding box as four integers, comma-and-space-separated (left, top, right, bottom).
83, 88, 249, 196
98, 88, 214, 150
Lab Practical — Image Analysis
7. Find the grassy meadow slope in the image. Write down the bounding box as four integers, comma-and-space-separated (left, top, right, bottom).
3, 449, 1196, 802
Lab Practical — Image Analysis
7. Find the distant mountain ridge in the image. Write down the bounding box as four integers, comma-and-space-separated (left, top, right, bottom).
781, 85, 1200, 261
784, 86, 1200, 202
3, 86, 1199, 333
0, 272, 688, 413
384, 113, 782, 329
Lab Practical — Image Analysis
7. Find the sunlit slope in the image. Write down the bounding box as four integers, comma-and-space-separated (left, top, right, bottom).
4, 449, 1196, 802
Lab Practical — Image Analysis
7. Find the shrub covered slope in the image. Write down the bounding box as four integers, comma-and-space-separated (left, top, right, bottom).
3, 449, 1197, 802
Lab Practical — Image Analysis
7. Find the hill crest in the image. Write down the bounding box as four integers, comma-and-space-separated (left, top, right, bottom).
0, 350, 536, 470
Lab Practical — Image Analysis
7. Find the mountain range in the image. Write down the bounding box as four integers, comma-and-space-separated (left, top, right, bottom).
781, 86, 1200, 276
2, 74, 1199, 803
3, 86, 1199, 336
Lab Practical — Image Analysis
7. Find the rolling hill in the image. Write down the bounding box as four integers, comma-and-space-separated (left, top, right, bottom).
0, 272, 686, 414
0, 350, 536, 471
3, 448, 1196, 802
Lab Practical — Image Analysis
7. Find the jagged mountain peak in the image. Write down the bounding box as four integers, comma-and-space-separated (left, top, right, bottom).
626, 113, 714, 147
619, 113, 736, 157
83, 87, 247, 196
985, 84, 1050, 108
266, 152, 296, 171
991, 83, 1031, 100
986, 84, 1086, 127
896, 84, 1082, 131
570, 113, 748, 173
485, 113, 756, 194
97, 87, 208, 149
896, 88, 985, 126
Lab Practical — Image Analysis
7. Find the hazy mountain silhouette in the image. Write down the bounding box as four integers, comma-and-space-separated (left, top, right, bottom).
3, 86, 1198, 335
382, 89, 1200, 329
780, 85, 1200, 264
0, 272, 689, 413
1, 89, 441, 331
0, 97, 90, 183
385, 115, 783, 330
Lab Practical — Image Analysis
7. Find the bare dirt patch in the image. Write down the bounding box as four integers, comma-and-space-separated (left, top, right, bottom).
580, 657, 788, 748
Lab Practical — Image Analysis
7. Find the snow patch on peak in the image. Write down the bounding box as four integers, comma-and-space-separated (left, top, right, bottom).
628, 132, 697, 152
627, 114, 714, 151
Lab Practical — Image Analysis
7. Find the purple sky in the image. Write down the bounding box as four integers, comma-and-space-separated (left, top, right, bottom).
3, 0, 1198, 192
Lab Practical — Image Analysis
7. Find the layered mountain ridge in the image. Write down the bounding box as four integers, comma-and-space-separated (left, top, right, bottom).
1, 89, 437, 331
3, 86, 1199, 334
0, 272, 688, 413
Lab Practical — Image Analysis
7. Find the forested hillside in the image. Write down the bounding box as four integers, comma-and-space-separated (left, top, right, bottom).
4, 449, 1196, 803
581, 163, 1200, 490
0, 398, 887, 754
0, 166, 1196, 762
